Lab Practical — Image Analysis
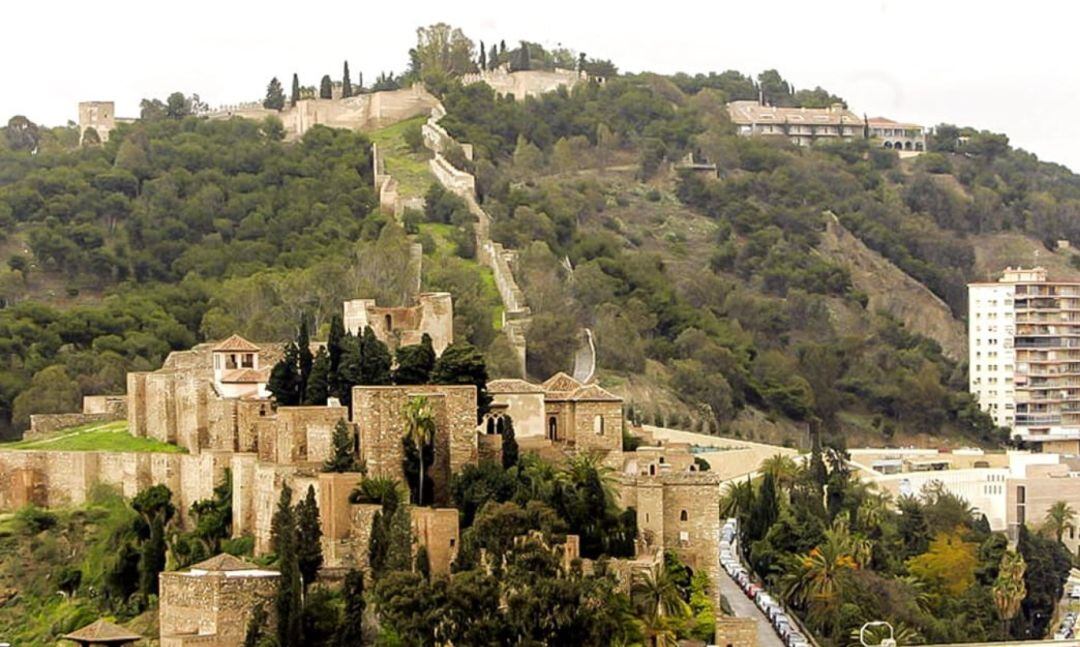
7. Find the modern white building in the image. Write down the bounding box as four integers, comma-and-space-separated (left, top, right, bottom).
969, 267, 1080, 452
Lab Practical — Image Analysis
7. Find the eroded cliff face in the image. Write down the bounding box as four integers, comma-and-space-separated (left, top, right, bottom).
818, 214, 966, 360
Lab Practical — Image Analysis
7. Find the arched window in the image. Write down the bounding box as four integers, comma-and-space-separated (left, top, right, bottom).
384, 313, 393, 331
593, 414, 604, 435
548, 416, 558, 441
680, 510, 688, 522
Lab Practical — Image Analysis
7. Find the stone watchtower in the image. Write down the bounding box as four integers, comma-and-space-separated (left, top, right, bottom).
78, 101, 116, 144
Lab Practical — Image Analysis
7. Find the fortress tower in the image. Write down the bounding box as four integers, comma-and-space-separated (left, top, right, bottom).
78, 101, 116, 144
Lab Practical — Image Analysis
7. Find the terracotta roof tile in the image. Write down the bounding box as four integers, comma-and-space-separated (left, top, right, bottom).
212, 334, 261, 353
62, 619, 142, 643
220, 367, 270, 384
488, 378, 545, 394
570, 384, 621, 402
541, 372, 583, 394
190, 553, 261, 572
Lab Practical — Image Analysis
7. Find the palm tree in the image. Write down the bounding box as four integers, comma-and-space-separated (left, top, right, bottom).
720, 478, 754, 519
402, 396, 436, 506
1043, 501, 1077, 544
992, 549, 1026, 638
632, 564, 689, 646
780, 535, 858, 621
761, 454, 800, 490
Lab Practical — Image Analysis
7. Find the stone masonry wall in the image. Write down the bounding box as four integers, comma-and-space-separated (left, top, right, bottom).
26, 413, 115, 439
716, 616, 759, 647
160, 571, 278, 644
411, 507, 459, 576
353, 385, 478, 505
422, 102, 530, 376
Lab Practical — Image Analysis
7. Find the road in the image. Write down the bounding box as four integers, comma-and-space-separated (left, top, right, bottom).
716, 569, 786, 647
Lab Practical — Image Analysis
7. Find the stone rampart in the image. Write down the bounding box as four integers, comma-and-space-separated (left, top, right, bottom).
461, 67, 585, 101
82, 395, 128, 417
203, 85, 438, 139
26, 413, 116, 439
422, 103, 530, 376
411, 507, 459, 576
0, 449, 230, 526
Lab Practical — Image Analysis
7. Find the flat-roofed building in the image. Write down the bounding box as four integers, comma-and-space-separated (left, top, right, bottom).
969, 267, 1080, 452
867, 116, 926, 152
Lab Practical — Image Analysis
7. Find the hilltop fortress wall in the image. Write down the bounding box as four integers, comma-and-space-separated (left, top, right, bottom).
460, 67, 585, 100
203, 85, 439, 139
422, 105, 531, 376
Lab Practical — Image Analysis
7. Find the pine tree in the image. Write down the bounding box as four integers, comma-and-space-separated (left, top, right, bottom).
264, 77, 286, 111
319, 75, 333, 99
479, 41, 487, 71
393, 333, 435, 385
304, 348, 330, 405
334, 569, 365, 646
322, 419, 358, 473
271, 485, 302, 646
290, 73, 300, 107
359, 326, 392, 385
342, 61, 352, 98
268, 342, 302, 406
432, 342, 492, 420
296, 485, 323, 590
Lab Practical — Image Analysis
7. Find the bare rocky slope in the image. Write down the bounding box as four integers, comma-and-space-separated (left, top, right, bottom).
817, 213, 967, 360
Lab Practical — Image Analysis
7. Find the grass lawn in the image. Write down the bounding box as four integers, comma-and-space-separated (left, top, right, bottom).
369, 116, 436, 199
0, 420, 185, 453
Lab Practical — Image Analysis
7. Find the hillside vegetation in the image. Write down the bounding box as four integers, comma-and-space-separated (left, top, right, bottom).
3, 41, 1080, 449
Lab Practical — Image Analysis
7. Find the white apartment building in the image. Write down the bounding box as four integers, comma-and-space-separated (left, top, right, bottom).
969, 267, 1080, 453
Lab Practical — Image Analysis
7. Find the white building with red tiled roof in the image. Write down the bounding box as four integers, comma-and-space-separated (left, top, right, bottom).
211, 334, 270, 399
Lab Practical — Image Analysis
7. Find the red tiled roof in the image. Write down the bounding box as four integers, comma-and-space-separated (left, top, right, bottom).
569, 384, 621, 402
62, 619, 142, 643
488, 378, 545, 394
190, 553, 261, 572
212, 334, 260, 353
220, 367, 270, 384
541, 372, 583, 394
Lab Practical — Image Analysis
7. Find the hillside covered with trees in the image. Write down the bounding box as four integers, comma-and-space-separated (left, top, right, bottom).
3, 23, 1080, 449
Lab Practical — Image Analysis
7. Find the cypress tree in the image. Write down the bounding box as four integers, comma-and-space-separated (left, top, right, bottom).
499, 416, 519, 469
290, 73, 300, 107
296, 485, 323, 590
489, 44, 498, 69
268, 342, 302, 406
327, 315, 346, 399
384, 500, 413, 572
358, 72, 363, 90
336, 333, 363, 408
322, 419, 358, 473
334, 569, 365, 646
298, 318, 313, 396
415, 545, 431, 580
359, 326, 392, 385
319, 75, 333, 99
479, 41, 487, 71
271, 485, 302, 646
342, 61, 352, 98
242, 604, 267, 647
264, 77, 286, 111
304, 347, 330, 405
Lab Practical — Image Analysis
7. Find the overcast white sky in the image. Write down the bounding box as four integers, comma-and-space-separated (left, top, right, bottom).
5, 0, 1078, 170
